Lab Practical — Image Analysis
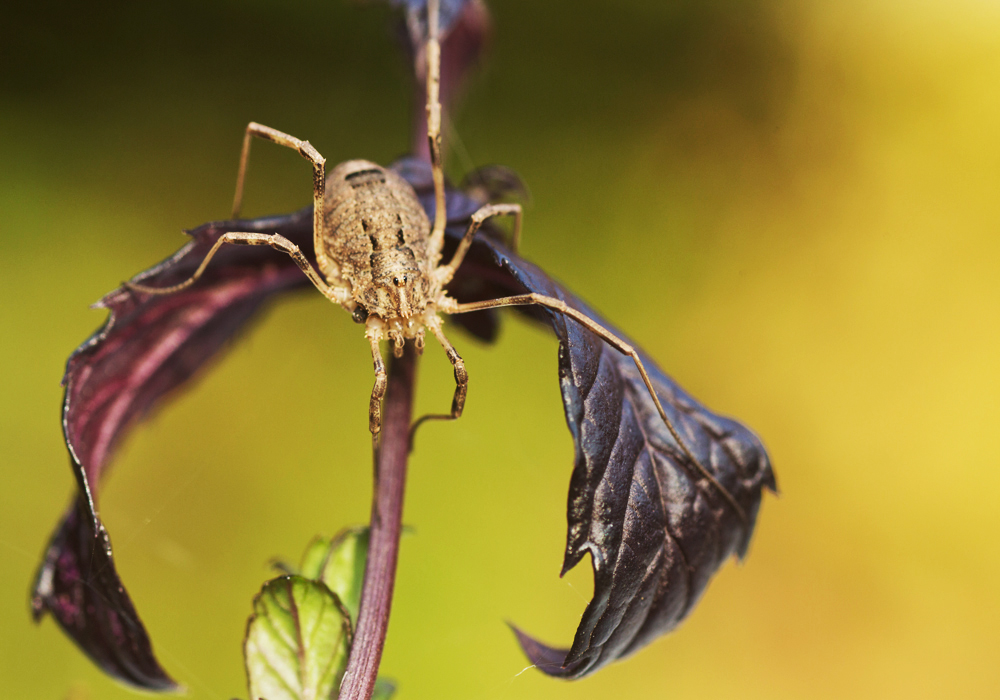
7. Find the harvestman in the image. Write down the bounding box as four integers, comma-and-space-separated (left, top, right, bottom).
128, 0, 746, 522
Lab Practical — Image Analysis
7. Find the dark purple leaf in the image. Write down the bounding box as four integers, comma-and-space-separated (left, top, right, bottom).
486, 247, 776, 679
32, 209, 316, 690
31, 495, 178, 691
400, 159, 777, 679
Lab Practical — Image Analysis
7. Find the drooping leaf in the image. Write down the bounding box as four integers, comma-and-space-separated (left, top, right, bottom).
31, 495, 179, 691
476, 236, 776, 679
32, 209, 316, 689
400, 158, 777, 679
298, 528, 370, 625
244, 576, 351, 700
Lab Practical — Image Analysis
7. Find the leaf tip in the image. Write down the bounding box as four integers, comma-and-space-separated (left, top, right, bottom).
507, 622, 585, 679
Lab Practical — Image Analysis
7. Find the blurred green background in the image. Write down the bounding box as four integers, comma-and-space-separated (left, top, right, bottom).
3, 0, 999, 698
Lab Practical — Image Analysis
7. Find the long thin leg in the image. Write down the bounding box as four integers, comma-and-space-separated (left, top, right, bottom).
125, 232, 340, 302
425, 0, 448, 257
367, 329, 389, 452
435, 203, 522, 286
448, 293, 748, 524
229, 123, 329, 269
409, 321, 468, 446
369, 334, 388, 433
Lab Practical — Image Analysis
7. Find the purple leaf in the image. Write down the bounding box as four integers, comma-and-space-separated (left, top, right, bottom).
400, 159, 777, 679
31, 495, 178, 691
32, 209, 315, 690
486, 246, 776, 678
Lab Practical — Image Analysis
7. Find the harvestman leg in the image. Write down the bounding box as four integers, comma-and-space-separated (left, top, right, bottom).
231, 123, 325, 221
425, 0, 448, 258
126, 232, 340, 301
435, 203, 523, 286
367, 329, 389, 450
423, 2, 524, 260
410, 202, 522, 444
410, 320, 468, 441
228, 122, 341, 284
449, 293, 748, 524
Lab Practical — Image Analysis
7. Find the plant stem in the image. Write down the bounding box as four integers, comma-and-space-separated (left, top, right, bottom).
339, 347, 416, 700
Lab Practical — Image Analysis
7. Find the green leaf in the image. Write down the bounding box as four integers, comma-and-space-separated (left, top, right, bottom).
244, 575, 350, 700
299, 528, 369, 624
298, 537, 334, 581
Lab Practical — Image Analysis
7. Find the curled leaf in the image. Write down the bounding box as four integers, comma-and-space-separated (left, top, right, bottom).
32, 209, 315, 689
479, 236, 776, 679
399, 159, 777, 679
244, 576, 351, 700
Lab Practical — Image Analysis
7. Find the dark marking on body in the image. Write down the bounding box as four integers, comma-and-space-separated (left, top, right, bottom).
345, 169, 387, 187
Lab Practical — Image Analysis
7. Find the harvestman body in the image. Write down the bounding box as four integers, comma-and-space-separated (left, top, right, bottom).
129, 0, 746, 522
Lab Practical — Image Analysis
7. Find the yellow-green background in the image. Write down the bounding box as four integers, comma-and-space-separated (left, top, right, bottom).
3, 0, 999, 698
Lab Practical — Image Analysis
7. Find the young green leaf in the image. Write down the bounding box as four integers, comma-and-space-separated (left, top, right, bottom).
244, 576, 351, 700
299, 528, 369, 625
298, 537, 334, 581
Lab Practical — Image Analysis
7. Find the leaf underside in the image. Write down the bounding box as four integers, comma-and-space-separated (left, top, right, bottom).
244, 576, 350, 700
31, 209, 317, 690
31, 494, 178, 691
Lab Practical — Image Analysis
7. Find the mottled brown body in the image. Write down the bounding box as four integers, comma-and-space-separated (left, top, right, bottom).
320, 161, 434, 321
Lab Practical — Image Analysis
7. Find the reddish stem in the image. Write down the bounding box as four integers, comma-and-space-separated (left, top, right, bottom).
339, 348, 416, 700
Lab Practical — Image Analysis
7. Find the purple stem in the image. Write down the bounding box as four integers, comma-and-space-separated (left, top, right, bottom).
338, 348, 416, 700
